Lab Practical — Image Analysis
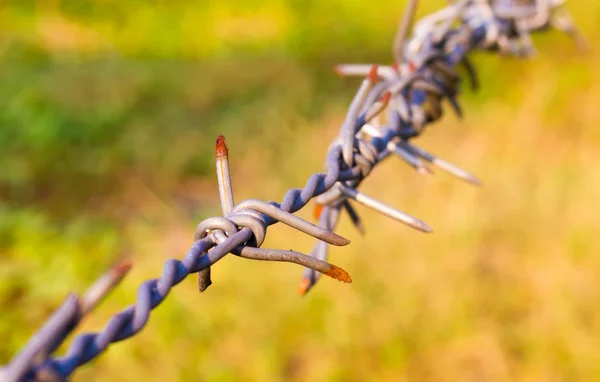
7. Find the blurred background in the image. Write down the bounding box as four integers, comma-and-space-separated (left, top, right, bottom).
1, 0, 600, 381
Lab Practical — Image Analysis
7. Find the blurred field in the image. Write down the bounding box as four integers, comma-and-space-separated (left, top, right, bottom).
1, 1, 600, 381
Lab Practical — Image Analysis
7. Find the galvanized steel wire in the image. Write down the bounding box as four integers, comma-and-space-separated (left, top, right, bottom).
0, 1, 584, 381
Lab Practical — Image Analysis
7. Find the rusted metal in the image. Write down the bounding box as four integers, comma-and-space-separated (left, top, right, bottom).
80, 260, 132, 316
215, 135, 234, 216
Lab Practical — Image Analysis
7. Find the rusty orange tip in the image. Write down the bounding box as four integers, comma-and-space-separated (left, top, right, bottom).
313, 203, 324, 220
112, 260, 133, 278
216, 135, 228, 158
379, 91, 392, 105
298, 278, 311, 295
367, 64, 379, 82
324, 265, 352, 283
408, 61, 417, 73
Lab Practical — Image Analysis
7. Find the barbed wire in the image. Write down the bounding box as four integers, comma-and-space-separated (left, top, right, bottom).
0, 0, 585, 381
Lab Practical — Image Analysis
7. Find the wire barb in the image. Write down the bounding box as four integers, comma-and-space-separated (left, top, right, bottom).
215, 135, 235, 216
337, 183, 433, 233
342, 65, 379, 167
81, 260, 132, 316
399, 141, 481, 186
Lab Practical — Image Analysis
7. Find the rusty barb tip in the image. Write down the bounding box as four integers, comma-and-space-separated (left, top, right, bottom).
367, 64, 380, 82
80, 260, 133, 315
113, 260, 133, 276
379, 91, 392, 104
298, 278, 311, 296
297, 266, 352, 296
324, 265, 353, 283
313, 203, 324, 220
216, 135, 229, 158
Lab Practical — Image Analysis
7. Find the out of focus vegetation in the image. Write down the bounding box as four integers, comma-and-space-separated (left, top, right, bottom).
1, 1, 600, 380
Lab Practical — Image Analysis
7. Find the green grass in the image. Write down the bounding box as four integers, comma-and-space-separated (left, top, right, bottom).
2, 1, 600, 380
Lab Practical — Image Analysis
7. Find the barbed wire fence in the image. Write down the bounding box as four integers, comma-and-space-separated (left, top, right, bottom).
0, 0, 586, 381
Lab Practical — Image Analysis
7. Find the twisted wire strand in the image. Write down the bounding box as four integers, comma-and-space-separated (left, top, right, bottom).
1, 1, 583, 381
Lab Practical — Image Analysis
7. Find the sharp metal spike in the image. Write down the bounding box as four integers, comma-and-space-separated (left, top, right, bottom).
337, 183, 432, 233
355, 91, 392, 129
400, 141, 481, 185
233, 199, 350, 246
298, 278, 312, 296
299, 206, 341, 295
461, 57, 479, 91
334, 64, 397, 80
199, 135, 236, 292
211, 230, 351, 283
342, 200, 365, 235
393, 94, 411, 123
447, 94, 463, 119
342, 65, 379, 167
298, 240, 329, 296
388, 141, 433, 175
81, 260, 132, 316
197, 268, 212, 293
242, 246, 351, 283
364, 91, 392, 123
216, 135, 235, 216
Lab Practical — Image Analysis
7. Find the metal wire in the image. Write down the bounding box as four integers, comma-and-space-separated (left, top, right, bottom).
0, 1, 584, 380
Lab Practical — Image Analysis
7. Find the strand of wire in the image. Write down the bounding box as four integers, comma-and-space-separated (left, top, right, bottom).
0, 1, 584, 381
